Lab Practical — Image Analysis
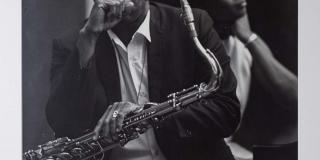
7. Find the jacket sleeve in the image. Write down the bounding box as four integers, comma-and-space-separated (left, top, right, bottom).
46, 35, 97, 138
159, 9, 241, 141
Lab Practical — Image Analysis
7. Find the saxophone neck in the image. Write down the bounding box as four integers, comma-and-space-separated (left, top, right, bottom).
180, 0, 223, 93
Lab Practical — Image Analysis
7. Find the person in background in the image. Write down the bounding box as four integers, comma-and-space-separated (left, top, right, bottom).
151, 0, 297, 159
232, 8, 297, 160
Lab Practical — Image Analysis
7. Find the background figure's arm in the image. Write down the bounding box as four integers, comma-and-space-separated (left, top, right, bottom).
234, 14, 297, 108
248, 36, 297, 107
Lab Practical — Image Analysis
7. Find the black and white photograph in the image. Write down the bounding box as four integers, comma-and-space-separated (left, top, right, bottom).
5, 0, 320, 159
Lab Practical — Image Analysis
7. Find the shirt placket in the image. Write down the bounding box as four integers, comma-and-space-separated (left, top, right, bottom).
128, 34, 149, 105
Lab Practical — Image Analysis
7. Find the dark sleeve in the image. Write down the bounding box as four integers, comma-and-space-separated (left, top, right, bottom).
46, 37, 97, 138
161, 9, 240, 140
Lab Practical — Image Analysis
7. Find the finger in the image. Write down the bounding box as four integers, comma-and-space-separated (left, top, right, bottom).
122, 1, 134, 16
104, 102, 119, 140
97, 1, 123, 30
95, 0, 118, 12
114, 0, 124, 19
93, 105, 112, 140
94, 0, 109, 10
104, 0, 120, 19
94, 106, 111, 140
114, 103, 127, 134
115, 113, 125, 133
110, 119, 117, 141
114, 102, 140, 131
104, 6, 117, 25
110, 102, 124, 140
130, 102, 143, 114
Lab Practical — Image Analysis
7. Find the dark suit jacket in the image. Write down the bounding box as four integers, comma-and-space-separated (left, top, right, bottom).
46, 2, 240, 160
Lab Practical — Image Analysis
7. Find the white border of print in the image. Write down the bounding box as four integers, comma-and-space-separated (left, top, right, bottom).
0, 0, 320, 159
299, 0, 320, 160
0, 0, 22, 159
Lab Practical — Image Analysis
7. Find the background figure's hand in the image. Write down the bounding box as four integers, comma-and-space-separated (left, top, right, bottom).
93, 102, 143, 141
233, 14, 253, 43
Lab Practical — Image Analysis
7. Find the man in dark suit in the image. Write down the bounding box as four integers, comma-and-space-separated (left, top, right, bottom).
46, 0, 240, 159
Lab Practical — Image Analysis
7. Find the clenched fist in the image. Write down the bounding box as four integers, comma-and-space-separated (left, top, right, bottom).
84, 0, 134, 34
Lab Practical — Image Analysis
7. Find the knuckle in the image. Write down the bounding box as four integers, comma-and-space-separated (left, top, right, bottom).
113, 102, 120, 106
106, 106, 112, 112
117, 120, 124, 127
116, 120, 122, 127
118, 105, 125, 111
118, 113, 125, 118
110, 117, 116, 123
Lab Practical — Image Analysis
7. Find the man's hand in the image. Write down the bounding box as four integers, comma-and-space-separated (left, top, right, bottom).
85, 0, 134, 34
233, 14, 253, 43
93, 102, 143, 141
77, 0, 134, 67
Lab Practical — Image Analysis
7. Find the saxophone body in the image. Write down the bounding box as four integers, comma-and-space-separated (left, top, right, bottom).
24, 1, 223, 159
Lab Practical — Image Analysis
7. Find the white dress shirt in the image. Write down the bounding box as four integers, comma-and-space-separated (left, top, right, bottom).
223, 36, 253, 160
223, 36, 253, 114
107, 10, 166, 160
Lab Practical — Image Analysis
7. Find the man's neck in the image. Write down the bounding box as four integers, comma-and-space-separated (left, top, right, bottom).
113, 3, 150, 46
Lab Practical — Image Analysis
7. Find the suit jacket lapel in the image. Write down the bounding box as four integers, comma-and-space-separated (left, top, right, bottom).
95, 31, 121, 105
148, 5, 166, 103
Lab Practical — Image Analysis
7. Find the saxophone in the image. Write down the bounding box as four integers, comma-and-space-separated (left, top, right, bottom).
24, 0, 223, 159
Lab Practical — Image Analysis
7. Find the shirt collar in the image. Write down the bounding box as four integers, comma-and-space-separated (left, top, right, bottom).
107, 10, 151, 49
136, 10, 151, 42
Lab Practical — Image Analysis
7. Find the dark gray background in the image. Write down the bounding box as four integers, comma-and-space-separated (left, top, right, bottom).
23, 0, 89, 151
